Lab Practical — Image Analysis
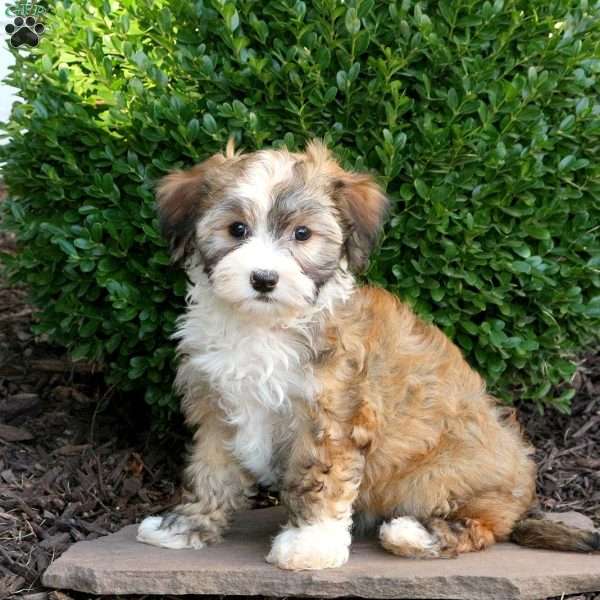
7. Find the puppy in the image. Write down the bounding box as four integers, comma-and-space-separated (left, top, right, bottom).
137, 140, 599, 569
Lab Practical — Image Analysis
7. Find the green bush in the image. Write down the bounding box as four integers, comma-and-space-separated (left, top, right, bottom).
1, 0, 599, 420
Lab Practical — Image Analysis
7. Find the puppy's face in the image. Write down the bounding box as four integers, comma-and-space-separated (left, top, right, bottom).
157, 141, 388, 320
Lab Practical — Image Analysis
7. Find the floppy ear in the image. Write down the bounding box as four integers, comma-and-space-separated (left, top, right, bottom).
332, 172, 389, 273
156, 153, 226, 262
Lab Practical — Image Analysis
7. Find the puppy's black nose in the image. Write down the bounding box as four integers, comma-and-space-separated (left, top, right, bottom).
250, 270, 279, 293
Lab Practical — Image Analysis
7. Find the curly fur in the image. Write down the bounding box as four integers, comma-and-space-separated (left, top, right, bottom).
137, 140, 594, 569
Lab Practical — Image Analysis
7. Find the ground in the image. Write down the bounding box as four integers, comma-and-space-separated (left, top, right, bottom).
0, 198, 598, 600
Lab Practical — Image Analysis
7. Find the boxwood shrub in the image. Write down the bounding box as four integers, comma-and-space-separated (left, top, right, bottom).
1, 0, 599, 422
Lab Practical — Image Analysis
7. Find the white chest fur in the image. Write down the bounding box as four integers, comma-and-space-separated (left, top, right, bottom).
174, 283, 318, 485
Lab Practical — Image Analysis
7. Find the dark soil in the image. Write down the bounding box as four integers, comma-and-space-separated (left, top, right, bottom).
522, 355, 600, 524
1, 187, 598, 600
0, 272, 184, 599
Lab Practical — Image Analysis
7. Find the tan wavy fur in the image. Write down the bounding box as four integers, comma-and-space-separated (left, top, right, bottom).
136, 140, 597, 570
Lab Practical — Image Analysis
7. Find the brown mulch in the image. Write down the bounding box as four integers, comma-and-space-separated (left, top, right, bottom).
0, 296, 183, 599
0, 190, 598, 600
522, 354, 600, 526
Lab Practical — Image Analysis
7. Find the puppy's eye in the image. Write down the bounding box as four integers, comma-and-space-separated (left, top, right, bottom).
294, 226, 312, 241
229, 222, 249, 239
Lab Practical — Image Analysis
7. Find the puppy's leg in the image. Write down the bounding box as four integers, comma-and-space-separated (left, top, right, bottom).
379, 516, 440, 558
266, 419, 365, 570
379, 516, 496, 558
137, 409, 254, 550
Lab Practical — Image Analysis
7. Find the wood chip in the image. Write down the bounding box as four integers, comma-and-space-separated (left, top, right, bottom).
28, 359, 101, 374
53, 444, 91, 457
21, 592, 48, 600
39, 532, 71, 550
0, 392, 40, 418
573, 415, 600, 439
0, 424, 34, 442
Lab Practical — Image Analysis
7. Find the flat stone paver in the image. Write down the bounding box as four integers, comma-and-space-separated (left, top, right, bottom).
43, 507, 600, 600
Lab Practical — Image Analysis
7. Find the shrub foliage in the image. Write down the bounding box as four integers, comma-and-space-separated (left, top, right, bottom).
1, 0, 599, 419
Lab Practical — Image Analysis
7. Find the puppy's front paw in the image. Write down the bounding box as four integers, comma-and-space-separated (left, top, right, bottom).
137, 514, 206, 550
266, 519, 351, 570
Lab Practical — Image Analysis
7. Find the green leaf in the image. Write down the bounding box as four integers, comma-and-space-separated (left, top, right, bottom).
203, 113, 218, 133
523, 224, 551, 240
447, 88, 458, 111
345, 7, 361, 34
74, 238, 93, 250
512, 261, 531, 274
558, 155, 575, 171
431, 288, 445, 302
55, 239, 78, 258
223, 5, 240, 31
187, 118, 200, 139
414, 179, 429, 200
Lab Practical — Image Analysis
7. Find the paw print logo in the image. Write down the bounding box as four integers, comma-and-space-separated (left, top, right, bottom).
5, 16, 45, 48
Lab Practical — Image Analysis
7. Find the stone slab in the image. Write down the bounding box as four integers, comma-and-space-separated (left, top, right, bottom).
43, 507, 600, 600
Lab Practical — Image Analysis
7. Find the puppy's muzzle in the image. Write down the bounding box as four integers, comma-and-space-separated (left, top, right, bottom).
250, 270, 279, 293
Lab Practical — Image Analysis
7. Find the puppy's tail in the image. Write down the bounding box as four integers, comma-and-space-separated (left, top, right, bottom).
511, 517, 600, 553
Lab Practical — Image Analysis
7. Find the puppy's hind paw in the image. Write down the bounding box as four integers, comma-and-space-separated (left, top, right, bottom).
266, 519, 351, 570
379, 516, 440, 558
137, 514, 206, 550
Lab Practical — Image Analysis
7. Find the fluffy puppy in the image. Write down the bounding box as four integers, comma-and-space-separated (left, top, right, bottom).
137, 140, 599, 569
